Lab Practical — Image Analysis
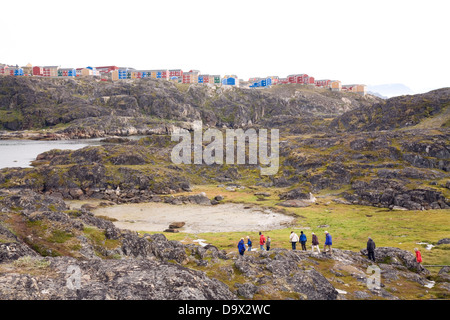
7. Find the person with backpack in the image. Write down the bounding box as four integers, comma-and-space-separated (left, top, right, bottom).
299, 231, 307, 251
414, 248, 422, 263
290, 231, 299, 250
324, 231, 332, 254
266, 236, 271, 251
238, 238, 246, 256
367, 237, 376, 262
246, 236, 252, 251
259, 232, 266, 251
311, 232, 320, 254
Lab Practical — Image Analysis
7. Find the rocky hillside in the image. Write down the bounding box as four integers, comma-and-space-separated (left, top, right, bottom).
1, 128, 448, 211
330, 88, 450, 132
0, 76, 381, 136
0, 190, 448, 300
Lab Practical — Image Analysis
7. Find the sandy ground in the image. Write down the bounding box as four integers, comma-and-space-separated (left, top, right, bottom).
91, 202, 295, 233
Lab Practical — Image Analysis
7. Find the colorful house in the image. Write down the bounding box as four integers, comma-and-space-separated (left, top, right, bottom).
249, 77, 272, 88
32, 66, 43, 76
22, 63, 33, 76
147, 69, 168, 80
330, 80, 342, 92
95, 66, 119, 74
221, 75, 239, 87
169, 69, 183, 78
287, 74, 310, 84
315, 79, 332, 87
80, 66, 100, 77
117, 68, 128, 80
58, 68, 77, 77
0, 65, 23, 76
268, 76, 279, 85
210, 75, 221, 84
0, 65, 9, 75
342, 84, 367, 95
43, 66, 59, 77
182, 70, 200, 84
199, 74, 215, 84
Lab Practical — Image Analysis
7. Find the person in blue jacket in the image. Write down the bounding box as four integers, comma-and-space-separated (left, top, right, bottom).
299, 231, 307, 251
246, 236, 252, 251
238, 238, 246, 256
324, 231, 332, 254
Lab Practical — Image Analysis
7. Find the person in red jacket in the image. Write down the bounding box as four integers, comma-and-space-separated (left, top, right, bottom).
414, 248, 422, 263
259, 232, 266, 251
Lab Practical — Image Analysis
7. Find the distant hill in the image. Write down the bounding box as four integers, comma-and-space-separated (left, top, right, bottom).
368, 83, 415, 98
330, 88, 450, 132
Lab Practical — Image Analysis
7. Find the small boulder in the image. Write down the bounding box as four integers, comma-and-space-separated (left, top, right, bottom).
169, 222, 185, 229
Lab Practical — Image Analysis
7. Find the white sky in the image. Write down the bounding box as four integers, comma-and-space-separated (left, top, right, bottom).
1, 0, 449, 93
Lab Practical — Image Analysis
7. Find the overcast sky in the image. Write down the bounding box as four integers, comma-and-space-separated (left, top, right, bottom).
1, 0, 448, 93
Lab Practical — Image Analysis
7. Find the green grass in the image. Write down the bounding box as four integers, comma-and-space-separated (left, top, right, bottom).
146, 186, 450, 267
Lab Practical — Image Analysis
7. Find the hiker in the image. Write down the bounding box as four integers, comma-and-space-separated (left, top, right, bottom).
300, 231, 307, 251
290, 231, 299, 250
259, 232, 266, 251
266, 236, 271, 251
414, 248, 422, 263
246, 236, 252, 251
311, 232, 320, 254
324, 231, 332, 254
367, 237, 376, 262
238, 238, 246, 256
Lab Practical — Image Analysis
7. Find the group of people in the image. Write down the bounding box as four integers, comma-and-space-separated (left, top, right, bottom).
237, 230, 333, 256
238, 232, 424, 264
289, 230, 333, 254
237, 232, 271, 255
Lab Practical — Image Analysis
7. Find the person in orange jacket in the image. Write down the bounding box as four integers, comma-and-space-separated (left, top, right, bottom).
414, 248, 422, 263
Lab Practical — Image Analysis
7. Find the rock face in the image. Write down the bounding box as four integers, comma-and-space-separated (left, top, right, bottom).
330, 88, 450, 132
360, 247, 429, 275
0, 257, 236, 300
437, 238, 450, 245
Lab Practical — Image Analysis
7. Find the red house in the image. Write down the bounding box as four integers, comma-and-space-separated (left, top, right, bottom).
32, 66, 43, 76
169, 69, 183, 77
315, 79, 331, 87
95, 66, 119, 74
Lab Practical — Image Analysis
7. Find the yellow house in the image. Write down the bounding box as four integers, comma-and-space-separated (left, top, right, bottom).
330, 80, 342, 91
22, 63, 33, 76
111, 70, 119, 81
355, 84, 367, 95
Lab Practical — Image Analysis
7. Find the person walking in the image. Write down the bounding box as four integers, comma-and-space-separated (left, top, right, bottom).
300, 231, 307, 251
238, 238, 246, 256
246, 236, 252, 252
259, 232, 266, 251
311, 232, 320, 254
324, 231, 332, 254
414, 248, 422, 263
367, 237, 376, 262
266, 236, 271, 251
290, 231, 299, 250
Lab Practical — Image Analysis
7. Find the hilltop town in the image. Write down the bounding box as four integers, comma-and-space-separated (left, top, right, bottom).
0, 62, 367, 95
